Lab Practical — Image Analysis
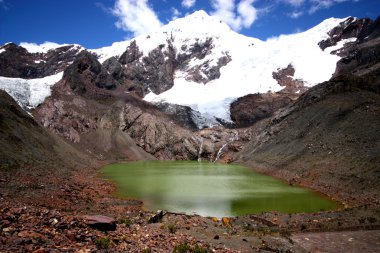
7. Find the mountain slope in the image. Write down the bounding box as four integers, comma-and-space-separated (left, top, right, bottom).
0, 90, 89, 170
236, 37, 380, 204
1, 12, 371, 125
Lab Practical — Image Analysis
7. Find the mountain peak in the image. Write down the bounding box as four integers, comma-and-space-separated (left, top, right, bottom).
186, 10, 210, 19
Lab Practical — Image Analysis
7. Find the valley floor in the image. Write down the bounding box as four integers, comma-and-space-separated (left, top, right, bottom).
1, 160, 379, 252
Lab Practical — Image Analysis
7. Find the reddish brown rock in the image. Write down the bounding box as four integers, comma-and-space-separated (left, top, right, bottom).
84, 215, 117, 231
230, 93, 294, 128
272, 64, 307, 94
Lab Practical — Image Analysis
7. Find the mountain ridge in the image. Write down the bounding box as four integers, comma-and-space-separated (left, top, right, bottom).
0, 12, 368, 125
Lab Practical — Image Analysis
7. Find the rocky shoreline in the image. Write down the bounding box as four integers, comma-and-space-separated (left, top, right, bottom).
1, 158, 380, 252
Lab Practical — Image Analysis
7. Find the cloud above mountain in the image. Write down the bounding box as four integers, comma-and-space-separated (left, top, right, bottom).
210, 0, 258, 31
111, 0, 162, 37
109, 0, 360, 36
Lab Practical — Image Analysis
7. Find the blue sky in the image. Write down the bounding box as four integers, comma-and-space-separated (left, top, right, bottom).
0, 0, 379, 49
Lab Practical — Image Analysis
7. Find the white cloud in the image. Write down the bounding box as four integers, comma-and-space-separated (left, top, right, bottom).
237, 0, 258, 27
171, 7, 181, 20
111, 0, 162, 37
289, 10, 304, 18
182, 0, 196, 8
309, 0, 350, 14
210, 0, 258, 31
282, 0, 305, 7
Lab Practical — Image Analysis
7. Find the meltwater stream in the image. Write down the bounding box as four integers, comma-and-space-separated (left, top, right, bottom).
101, 161, 340, 217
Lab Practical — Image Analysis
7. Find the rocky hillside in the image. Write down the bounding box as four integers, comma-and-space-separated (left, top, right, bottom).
0, 90, 88, 170
0, 13, 379, 163
235, 34, 380, 205
0, 89, 101, 208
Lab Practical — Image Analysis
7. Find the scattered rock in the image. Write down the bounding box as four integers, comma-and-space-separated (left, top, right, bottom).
84, 215, 116, 231
148, 210, 164, 223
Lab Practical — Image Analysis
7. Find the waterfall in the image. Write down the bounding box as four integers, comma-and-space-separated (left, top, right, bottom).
214, 143, 227, 163
198, 138, 203, 162
213, 130, 239, 163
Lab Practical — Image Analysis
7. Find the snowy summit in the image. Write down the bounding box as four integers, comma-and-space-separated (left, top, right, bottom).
0, 11, 358, 123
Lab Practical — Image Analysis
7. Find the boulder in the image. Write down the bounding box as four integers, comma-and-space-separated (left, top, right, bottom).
84, 215, 116, 231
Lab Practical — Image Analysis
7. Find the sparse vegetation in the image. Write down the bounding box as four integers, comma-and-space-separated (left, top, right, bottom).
193, 245, 212, 253
95, 236, 112, 249
172, 243, 211, 253
173, 242, 190, 253
120, 218, 133, 226
167, 223, 177, 233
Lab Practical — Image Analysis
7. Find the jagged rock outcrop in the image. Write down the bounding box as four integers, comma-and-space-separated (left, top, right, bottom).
120, 102, 200, 160
63, 51, 102, 95
318, 17, 380, 57
334, 37, 380, 77
177, 38, 231, 83
155, 103, 199, 131
120, 41, 177, 96
96, 56, 127, 90
0, 43, 82, 78
230, 93, 295, 128
272, 64, 307, 94
117, 38, 230, 97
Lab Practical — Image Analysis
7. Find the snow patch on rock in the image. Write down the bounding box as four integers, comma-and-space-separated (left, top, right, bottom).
144, 14, 347, 122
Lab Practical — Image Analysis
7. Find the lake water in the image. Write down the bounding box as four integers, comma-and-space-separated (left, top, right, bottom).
101, 161, 341, 217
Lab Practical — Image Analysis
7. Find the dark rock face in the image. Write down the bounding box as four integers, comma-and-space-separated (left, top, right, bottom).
116, 38, 231, 96
96, 56, 126, 90
141, 43, 177, 94
177, 38, 231, 83
120, 41, 176, 96
0, 43, 82, 78
119, 40, 142, 64
63, 51, 101, 95
272, 64, 307, 94
155, 103, 199, 131
318, 16, 380, 57
334, 37, 380, 78
230, 93, 294, 128
0, 43, 38, 78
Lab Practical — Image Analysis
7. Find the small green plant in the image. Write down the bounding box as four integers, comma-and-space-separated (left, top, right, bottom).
95, 236, 112, 249
141, 248, 151, 253
120, 218, 133, 226
167, 224, 177, 234
173, 242, 190, 253
193, 245, 211, 253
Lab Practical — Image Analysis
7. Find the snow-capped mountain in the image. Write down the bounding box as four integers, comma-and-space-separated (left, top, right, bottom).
0, 11, 376, 124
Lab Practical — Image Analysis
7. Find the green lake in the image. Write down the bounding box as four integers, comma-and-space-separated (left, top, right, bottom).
101, 161, 341, 217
